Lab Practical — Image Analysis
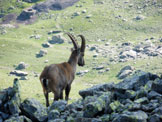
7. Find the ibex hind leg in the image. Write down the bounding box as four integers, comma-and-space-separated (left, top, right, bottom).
60, 90, 63, 100
54, 90, 60, 101
65, 85, 71, 101
44, 92, 49, 107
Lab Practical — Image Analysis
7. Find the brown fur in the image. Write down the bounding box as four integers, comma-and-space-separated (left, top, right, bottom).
39, 33, 86, 107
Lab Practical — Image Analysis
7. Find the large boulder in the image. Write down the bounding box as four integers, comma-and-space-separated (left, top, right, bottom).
17, 8, 36, 21
49, 100, 67, 112
117, 65, 134, 79
83, 93, 111, 118
33, 0, 80, 12
20, 98, 47, 122
113, 110, 148, 122
4, 116, 32, 122
49, 34, 67, 44
151, 79, 162, 94
0, 78, 21, 115
79, 83, 115, 98
116, 71, 159, 91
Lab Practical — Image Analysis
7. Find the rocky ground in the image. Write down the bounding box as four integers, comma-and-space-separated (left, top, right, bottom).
0, 70, 162, 122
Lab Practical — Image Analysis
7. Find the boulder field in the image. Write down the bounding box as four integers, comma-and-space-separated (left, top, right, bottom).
0, 70, 162, 122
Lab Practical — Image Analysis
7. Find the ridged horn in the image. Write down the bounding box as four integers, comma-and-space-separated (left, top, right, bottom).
66, 32, 78, 50
78, 35, 86, 52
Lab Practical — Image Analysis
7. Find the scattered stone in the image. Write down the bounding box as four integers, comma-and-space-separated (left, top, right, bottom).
93, 54, 98, 58
20, 76, 28, 80
30, 34, 41, 39
134, 15, 146, 20
86, 15, 92, 19
49, 34, 66, 44
37, 49, 47, 57
44, 60, 49, 63
93, 65, 104, 70
42, 42, 52, 48
117, 65, 134, 79
23, 0, 37, 3
76, 70, 89, 76
73, 12, 80, 16
16, 62, 28, 70
10, 70, 28, 76
82, 9, 87, 13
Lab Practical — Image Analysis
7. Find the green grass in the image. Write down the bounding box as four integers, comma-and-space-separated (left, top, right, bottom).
0, 0, 162, 105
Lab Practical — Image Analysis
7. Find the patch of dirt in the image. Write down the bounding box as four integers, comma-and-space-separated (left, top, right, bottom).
0, 13, 17, 24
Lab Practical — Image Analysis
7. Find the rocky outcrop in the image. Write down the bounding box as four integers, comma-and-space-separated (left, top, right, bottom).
1, 71, 162, 122
33, 0, 80, 12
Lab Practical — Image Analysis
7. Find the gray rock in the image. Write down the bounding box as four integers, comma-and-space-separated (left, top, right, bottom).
42, 42, 52, 48
16, 62, 28, 70
134, 97, 149, 104
148, 91, 162, 99
48, 110, 60, 121
23, 0, 37, 3
10, 70, 28, 77
99, 114, 110, 122
116, 71, 159, 91
4, 116, 32, 122
76, 70, 89, 76
118, 70, 133, 79
49, 34, 66, 44
0, 112, 9, 120
82, 10, 87, 13
49, 100, 67, 112
33, 0, 80, 12
109, 101, 124, 113
73, 12, 80, 16
135, 15, 145, 20
93, 65, 104, 70
17, 8, 36, 21
141, 102, 159, 112
83, 94, 110, 118
37, 49, 48, 57
86, 15, 92, 19
125, 90, 136, 100
120, 50, 137, 59
48, 118, 65, 122
74, 117, 101, 122
79, 83, 114, 98
20, 76, 28, 80
152, 106, 162, 115
21, 98, 47, 122
113, 110, 148, 122
149, 114, 162, 122
135, 89, 148, 99
152, 79, 162, 94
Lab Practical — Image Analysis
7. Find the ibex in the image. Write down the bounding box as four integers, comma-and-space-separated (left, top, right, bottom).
40, 33, 86, 107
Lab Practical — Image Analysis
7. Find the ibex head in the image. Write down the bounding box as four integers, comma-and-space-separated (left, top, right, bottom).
66, 33, 86, 67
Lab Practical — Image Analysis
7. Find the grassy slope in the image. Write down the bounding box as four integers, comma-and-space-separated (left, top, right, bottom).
0, 0, 162, 105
